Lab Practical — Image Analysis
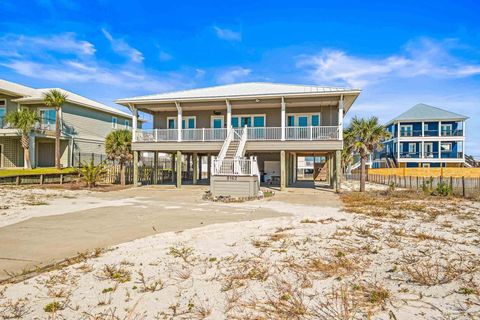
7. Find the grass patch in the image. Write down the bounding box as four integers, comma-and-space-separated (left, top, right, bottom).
0, 167, 75, 178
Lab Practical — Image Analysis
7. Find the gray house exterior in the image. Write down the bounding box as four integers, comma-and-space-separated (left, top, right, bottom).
117, 82, 361, 195
0, 79, 136, 168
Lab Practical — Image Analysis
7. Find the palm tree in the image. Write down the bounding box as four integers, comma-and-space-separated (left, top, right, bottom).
344, 117, 391, 192
5, 109, 40, 169
105, 129, 132, 186
43, 89, 68, 169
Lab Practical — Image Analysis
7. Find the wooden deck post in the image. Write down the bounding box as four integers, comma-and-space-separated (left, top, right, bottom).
171, 153, 175, 183
133, 151, 139, 186
193, 153, 198, 185
153, 151, 158, 184
280, 150, 286, 191
176, 150, 182, 188
207, 153, 211, 183
198, 155, 203, 180
335, 150, 341, 192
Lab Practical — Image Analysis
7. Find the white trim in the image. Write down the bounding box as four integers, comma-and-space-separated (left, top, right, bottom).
112, 116, 118, 129
400, 124, 413, 136
210, 115, 225, 128
440, 142, 452, 151
231, 114, 267, 127
286, 112, 321, 127
0, 143, 4, 167
167, 116, 196, 129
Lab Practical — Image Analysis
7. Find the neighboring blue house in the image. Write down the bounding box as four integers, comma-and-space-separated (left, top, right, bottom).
373, 103, 468, 168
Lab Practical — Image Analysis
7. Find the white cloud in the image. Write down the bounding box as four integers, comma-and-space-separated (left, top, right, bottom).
0, 33, 95, 58
213, 26, 242, 42
1, 59, 177, 92
216, 67, 251, 84
158, 50, 172, 62
298, 38, 480, 87
101, 28, 144, 63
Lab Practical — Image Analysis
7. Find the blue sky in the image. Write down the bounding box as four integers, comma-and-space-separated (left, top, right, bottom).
1, 0, 480, 155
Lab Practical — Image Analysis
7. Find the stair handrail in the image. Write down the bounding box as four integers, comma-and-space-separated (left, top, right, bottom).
218, 126, 234, 161
235, 125, 248, 158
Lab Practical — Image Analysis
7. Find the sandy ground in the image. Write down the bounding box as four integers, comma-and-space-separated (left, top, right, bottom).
0, 186, 287, 281
0, 185, 479, 319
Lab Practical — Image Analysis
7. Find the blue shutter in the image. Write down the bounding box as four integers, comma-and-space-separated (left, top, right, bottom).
188, 118, 195, 128
311, 115, 319, 126
253, 116, 265, 127
231, 117, 239, 128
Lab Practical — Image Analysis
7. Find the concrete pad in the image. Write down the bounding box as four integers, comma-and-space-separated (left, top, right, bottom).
0, 186, 285, 281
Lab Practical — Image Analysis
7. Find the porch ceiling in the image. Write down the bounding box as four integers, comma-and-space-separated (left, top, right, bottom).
132, 94, 358, 114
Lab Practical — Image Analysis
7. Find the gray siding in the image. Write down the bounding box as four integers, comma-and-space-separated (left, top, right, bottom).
62, 103, 131, 143
210, 175, 259, 197
0, 94, 20, 114
0, 137, 22, 167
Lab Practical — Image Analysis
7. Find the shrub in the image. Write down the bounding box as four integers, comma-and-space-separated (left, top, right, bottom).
436, 181, 453, 197
76, 159, 108, 188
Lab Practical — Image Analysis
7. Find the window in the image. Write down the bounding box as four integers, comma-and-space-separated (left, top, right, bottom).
441, 142, 452, 151
231, 114, 265, 128
408, 143, 416, 154
286, 113, 321, 127
400, 125, 413, 136
112, 116, 118, 129
167, 116, 196, 129
125, 119, 130, 128
0, 100, 5, 126
39, 109, 56, 129
441, 123, 452, 136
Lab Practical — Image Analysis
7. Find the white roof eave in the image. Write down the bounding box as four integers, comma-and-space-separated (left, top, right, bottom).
116, 90, 361, 105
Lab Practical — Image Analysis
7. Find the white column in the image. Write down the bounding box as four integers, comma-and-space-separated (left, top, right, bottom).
338, 97, 344, 140
397, 122, 400, 159
281, 97, 286, 141
438, 121, 441, 137
421, 121, 424, 137
175, 101, 182, 142
439, 140, 442, 159
226, 99, 232, 134
29, 132, 36, 168
131, 106, 138, 142
421, 141, 424, 159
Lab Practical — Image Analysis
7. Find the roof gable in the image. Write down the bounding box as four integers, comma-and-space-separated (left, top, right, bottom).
389, 103, 468, 123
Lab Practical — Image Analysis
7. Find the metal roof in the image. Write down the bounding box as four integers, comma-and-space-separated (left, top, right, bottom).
387, 103, 468, 124
116, 82, 361, 104
0, 79, 134, 119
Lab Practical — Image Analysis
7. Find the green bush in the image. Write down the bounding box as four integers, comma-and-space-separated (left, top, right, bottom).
76, 159, 108, 188
436, 181, 453, 197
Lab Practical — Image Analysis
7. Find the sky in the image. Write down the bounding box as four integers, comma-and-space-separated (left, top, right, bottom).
1, 0, 479, 155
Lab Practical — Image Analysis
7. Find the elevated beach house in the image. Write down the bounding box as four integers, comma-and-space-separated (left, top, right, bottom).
117, 82, 361, 196
374, 103, 468, 168
0, 79, 135, 168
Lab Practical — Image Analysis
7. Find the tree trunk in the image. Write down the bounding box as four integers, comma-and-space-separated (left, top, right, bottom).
55, 106, 61, 169
360, 156, 366, 192
120, 163, 126, 186
21, 134, 31, 169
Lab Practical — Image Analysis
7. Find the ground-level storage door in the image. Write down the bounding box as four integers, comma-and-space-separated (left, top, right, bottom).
37, 142, 55, 167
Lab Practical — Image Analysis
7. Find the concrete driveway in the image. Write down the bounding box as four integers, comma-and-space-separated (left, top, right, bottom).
0, 185, 340, 281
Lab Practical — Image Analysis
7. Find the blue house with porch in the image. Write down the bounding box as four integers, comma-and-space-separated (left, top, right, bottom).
374, 103, 468, 168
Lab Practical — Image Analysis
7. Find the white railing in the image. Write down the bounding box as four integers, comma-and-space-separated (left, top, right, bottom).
212, 156, 259, 176
246, 127, 282, 140
235, 126, 248, 158
285, 126, 339, 140
218, 128, 234, 160
134, 126, 339, 142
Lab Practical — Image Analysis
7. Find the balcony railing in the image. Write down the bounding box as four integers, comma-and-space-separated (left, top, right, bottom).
399, 129, 464, 137
134, 126, 339, 142
399, 151, 463, 159
0, 116, 57, 131
441, 130, 463, 137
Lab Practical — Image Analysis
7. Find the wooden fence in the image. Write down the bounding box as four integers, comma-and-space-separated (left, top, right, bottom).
367, 167, 480, 178
345, 173, 480, 197
0, 173, 78, 186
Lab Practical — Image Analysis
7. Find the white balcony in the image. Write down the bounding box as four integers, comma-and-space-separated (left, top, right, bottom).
134, 126, 339, 143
